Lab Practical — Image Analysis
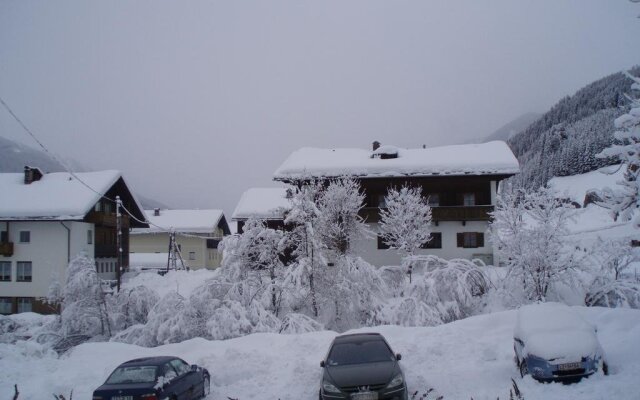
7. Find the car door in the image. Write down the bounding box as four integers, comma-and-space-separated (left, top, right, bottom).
169, 358, 196, 399
160, 362, 183, 399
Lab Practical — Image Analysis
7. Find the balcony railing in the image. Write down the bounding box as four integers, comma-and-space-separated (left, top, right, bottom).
0, 242, 13, 257
360, 205, 493, 223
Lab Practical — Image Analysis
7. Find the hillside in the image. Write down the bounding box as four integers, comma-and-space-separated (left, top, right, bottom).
507, 67, 640, 190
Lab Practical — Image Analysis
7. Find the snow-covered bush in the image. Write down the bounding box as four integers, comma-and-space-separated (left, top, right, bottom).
278, 313, 324, 334
111, 285, 159, 331
589, 237, 638, 280
585, 278, 640, 308
490, 187, 582, 302
60, 254, 111, 338
373, 256, 489, 326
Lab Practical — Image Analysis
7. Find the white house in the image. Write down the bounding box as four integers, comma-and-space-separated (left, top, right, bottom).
231, 187, 291, 234
272, 141, 520, 266
130, 209, 231, 270
0, 167, 147, 314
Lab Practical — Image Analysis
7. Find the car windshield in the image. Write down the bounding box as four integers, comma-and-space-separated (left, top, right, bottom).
327, 340, 395, 366
106, 366, 158, 384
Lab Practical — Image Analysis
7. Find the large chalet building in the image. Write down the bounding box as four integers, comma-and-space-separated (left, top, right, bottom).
273, 141, 520, 267
0, 167, 147, 314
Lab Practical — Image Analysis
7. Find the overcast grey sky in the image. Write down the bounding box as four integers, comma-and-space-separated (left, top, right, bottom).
1, 0, 639, 216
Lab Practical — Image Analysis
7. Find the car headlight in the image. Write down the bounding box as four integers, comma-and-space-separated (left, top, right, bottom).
323, 380, 341, 393
386, 373, 404, 388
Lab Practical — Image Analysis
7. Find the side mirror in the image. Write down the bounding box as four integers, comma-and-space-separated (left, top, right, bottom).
191, 364, 199, 371
396, 354, 402, 361
320, 361, 325, 368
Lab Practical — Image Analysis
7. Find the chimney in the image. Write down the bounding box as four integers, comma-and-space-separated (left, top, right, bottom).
24, 166, 43, 184
154, 208, 161, 216
372, 141, 381, 151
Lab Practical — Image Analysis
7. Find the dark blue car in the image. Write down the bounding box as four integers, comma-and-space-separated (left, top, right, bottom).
92, 356, 210, 400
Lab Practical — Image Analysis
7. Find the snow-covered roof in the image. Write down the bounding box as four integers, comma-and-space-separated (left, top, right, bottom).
514, 303, 600, 361
0, 170, 131, 220
133, 209, 226, 234
232, 188, 291, 220
273, 141, 520, 181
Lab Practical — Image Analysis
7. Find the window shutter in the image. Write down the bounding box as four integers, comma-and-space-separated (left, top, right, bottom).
457, 233, 464, 247
477, 232, 484, 247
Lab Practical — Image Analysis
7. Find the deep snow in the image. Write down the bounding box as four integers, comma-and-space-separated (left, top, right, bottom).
1, 307, 638, 400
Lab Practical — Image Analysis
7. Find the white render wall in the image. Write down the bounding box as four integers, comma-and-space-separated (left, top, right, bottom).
0, 221, 94, 298
353, 221, 494, 267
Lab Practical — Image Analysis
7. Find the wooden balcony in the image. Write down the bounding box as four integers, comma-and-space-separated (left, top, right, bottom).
0, 242, 13, 257
85, 212, 130, 228
360, 205, 493, 223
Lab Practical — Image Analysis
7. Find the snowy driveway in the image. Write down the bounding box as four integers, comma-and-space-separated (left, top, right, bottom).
1, 307, 639, 400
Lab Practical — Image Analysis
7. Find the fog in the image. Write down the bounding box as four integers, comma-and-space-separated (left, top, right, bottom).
1, 0, 639, 216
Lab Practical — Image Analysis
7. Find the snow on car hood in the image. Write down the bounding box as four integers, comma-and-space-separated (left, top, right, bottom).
524, 329, 600, 362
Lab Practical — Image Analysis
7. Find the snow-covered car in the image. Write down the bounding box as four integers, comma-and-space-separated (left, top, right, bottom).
319, 332, 408, 400
514, 302, 608, 382
92, 356, 210, 400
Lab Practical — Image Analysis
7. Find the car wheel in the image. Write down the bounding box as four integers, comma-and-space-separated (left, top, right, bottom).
519, 360, 528, 378
202, 376, 210, 398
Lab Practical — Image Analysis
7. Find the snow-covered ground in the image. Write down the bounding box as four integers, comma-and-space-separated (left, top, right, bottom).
1, 306, 638, 400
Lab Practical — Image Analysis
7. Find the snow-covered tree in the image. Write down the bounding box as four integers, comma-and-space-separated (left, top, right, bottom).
597, 71, 640, 227
315, 177, 368, 255
589, 237, 638, 281
282, 182, 326, 317
111, 285, 159, 331
59, 254, 111, 338
490, 187, 581, 302
220, 218, 285, 312
378, 185, 432, 257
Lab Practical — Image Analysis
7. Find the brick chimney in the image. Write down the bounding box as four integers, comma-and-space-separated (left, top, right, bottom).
372, 141, 381, 151
24, 166, 43, 184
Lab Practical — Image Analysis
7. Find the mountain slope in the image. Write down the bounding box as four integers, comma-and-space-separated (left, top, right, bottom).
0, 135, 66, 173
508, 67, 640, 189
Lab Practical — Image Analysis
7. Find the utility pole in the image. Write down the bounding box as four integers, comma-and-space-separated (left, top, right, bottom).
116, 196, 123, 292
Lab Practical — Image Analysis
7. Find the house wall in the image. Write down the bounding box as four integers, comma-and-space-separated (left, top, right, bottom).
353, 220, 493, 267
0, 221, 94, 313
130, 231, 223, 269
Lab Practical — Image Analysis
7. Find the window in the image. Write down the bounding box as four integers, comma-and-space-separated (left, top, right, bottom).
377, 235, 390, 250
377, 195, 387, 208
17, 297, 32, 313
87, 230, 93, 245
169, 359, 191, 376
19, 231, 30, 243
0, 262, 11, 281
0, 298, 11, 314
427, 194, 440, 207
17, 262, 32, 282
206, 239, 220, 249
0, 231, 7, 243
457, 232, 484, 248
421, 233, 442, 249
188, 252, 196, 261
463, 193, 475, 206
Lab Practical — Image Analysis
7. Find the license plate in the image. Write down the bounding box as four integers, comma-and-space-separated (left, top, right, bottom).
111, 396, 133, 400
557, 362, 581, 371
352, 392, 378, 400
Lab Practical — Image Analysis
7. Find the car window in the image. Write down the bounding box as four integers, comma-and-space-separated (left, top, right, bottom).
170, 359, 191, 376
162, 363, 178, 381
106, 366, 157, 384
327, 340, 395, 366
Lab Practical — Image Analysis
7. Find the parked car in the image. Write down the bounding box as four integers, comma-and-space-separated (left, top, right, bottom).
92, 356, 210, 400
319, 332, 408, 400
514, 302, 608, 382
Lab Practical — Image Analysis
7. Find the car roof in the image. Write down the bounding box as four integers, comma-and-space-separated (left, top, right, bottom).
333, 333, 385, 344
118, 356, 178, 367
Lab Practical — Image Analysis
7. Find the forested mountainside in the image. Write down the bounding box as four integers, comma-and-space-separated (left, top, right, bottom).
507, 66, 640, 190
